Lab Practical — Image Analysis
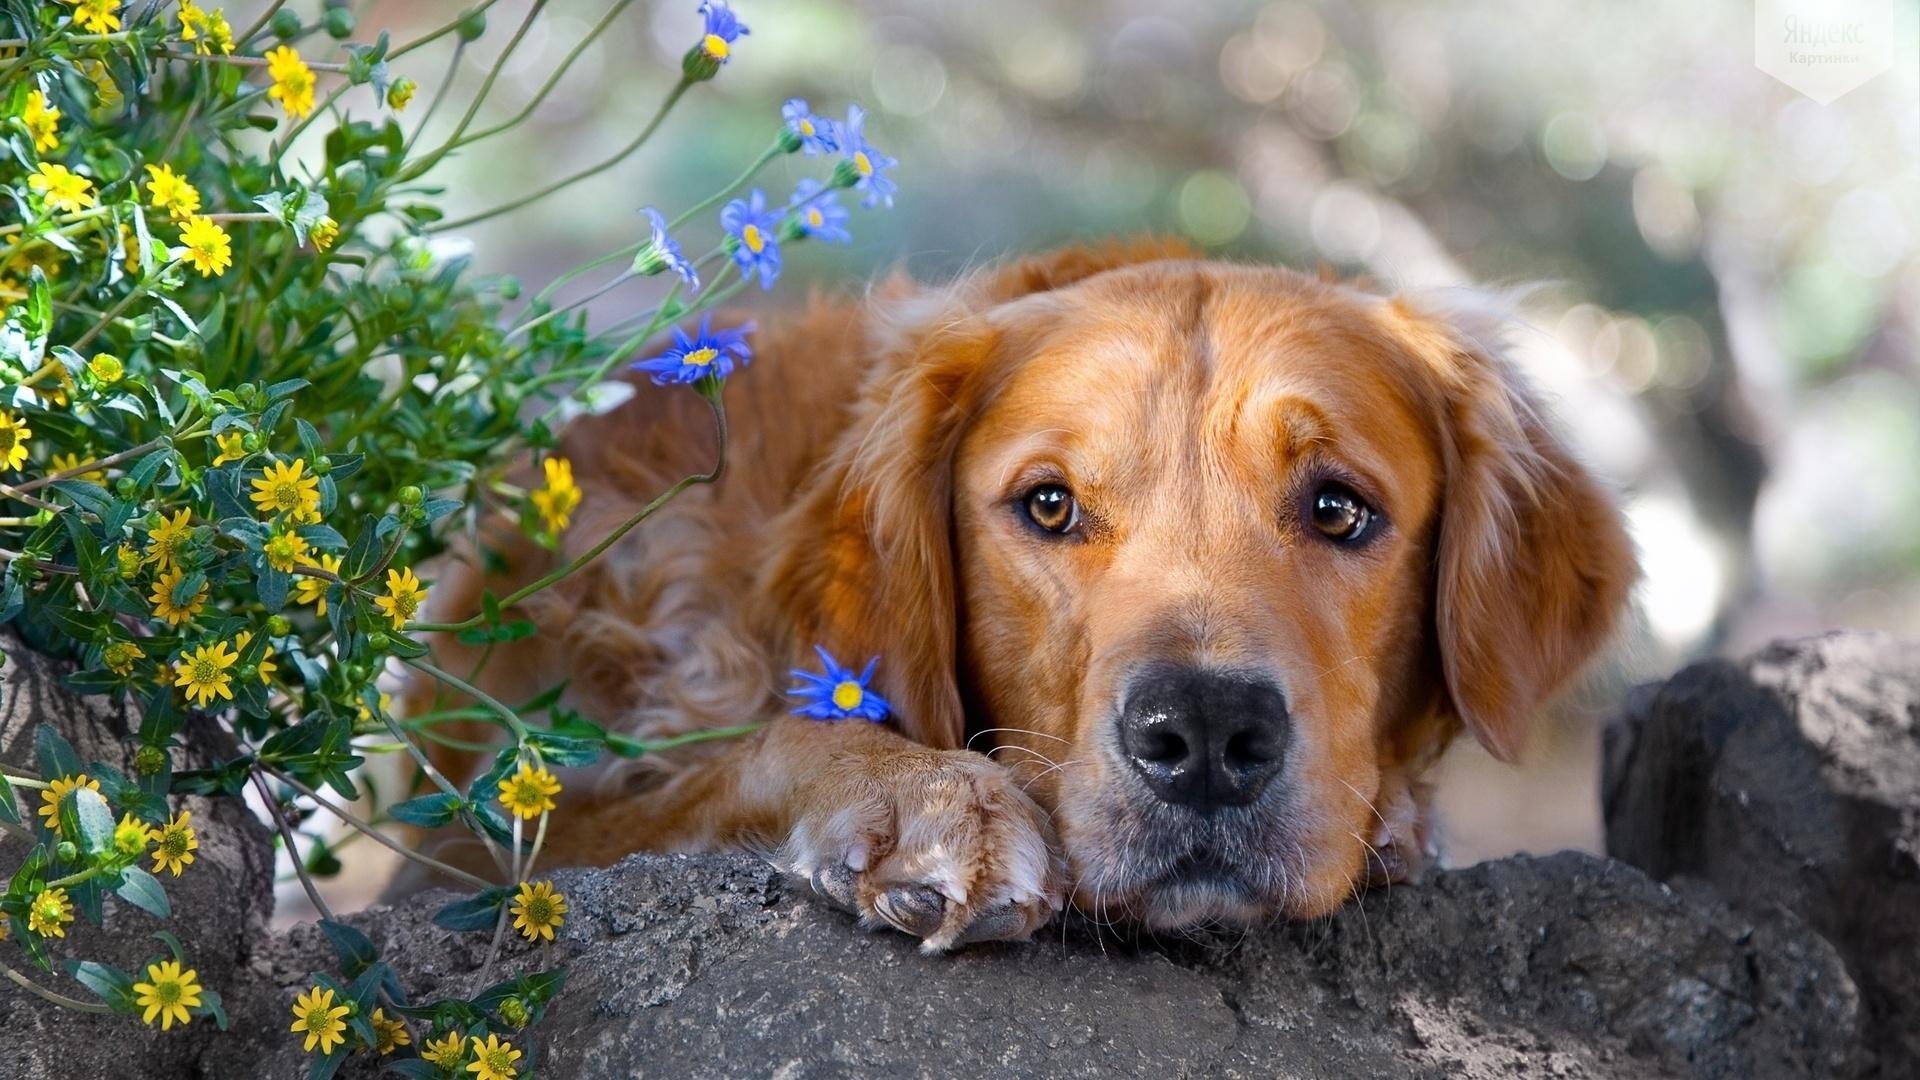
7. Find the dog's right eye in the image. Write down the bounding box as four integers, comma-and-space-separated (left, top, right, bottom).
1021, 484, 1079, 535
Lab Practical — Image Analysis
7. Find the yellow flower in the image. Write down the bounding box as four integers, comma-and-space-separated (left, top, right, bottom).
151, 810, 198, 876
498, 763, 561, 820
386, 78, 416, 111
467, 1034, 522, 1080
150, 566, 210, 627
178, 215, 232, 276
530, 457, 582, 535
144, 163, 202, 221
23, 89, 60, 153
145, 507, 195, 570
263, 527, 311, 573
212, 431, 246, 466
112, 812, 155, 858
373, 566, 428, 629
509, 880, 568, 943
89, 352, 124, 384
50, 452, 105, 484
0, 411, 32, 470
174, 640, 237, 708
235, 629, 278, 684
29, 162, 95, 213
204, 9, 234, 53
369, 1007, 411, 1054
27, 887, 73, 938
114, 542, 141, 578
132, 960, 203, 1030
71, 0, 122, 33
177, 0, 207, 45
103, 639, 142, 676
293, 552, 342, 614
249, 458, 321, 522
265, 46, 317, 119
37, 773, 101, 835
308, 216, 340, 251
290, 985, 351, 1054
423, 1030, 467, 1068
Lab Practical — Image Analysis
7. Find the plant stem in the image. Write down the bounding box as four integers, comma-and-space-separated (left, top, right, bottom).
259, 764, 493, 891
0, 961, 115, 1014
452, 0, 642, 148
406, 392, 727, 635
401, 659, 529, 740
250, 768, 336, 921
430, 78, 692, 232
389, 0, 507, 60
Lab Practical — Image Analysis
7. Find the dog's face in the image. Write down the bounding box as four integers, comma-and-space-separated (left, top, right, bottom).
787, 253, 1633, 930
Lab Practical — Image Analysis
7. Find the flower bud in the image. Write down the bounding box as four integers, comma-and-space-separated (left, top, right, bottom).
457, 9, 487, 41
397, 485, 424, 506
324, 7, 355, 37
498, 996, 530, 1029
268, 615, 293, 637
368, 631, 391, 650
776, 127, 803, 155
313, 456, 332, 475
134, 745, 168, 776
498, 276, 522, 301
271, 8, 302, 39
116, 545, 142, 578
114, 477, 137, 499
386, 78, 417, 112
309, 217, 341, 252
829, 158, 863, 191
55, 841, 78, 862
681, 44, 721, 83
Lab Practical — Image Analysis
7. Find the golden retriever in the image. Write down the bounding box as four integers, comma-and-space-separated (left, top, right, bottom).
420, 239, 1636, 951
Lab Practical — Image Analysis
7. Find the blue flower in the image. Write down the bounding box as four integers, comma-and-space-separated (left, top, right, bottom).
781, 98, 839, 156
837, 104, 898, 209
788, 646, 891, 722
631, 313, 754, 385
786, 180, 851, 244
697, 1, 748, 62
634, 207, 699, 290
721, 187, 783, 290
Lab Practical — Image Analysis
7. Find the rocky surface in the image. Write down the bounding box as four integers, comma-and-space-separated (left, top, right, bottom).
1604, 630, 1920, 1077
0, 635, 276, 1080
200, 850, 1861, 1080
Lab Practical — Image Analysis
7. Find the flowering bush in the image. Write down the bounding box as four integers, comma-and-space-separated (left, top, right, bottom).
0, 1, 891, 1074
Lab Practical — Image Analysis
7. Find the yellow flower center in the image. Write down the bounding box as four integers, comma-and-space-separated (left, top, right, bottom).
525, 897, 553, 923
854, 151, 873, 177
684, 347, 719, 367
741, 224, 765, 253
798, 118, 815, 136
806, 208, 824, 228
161, 831, 189, 857
0, 430, 15, 453
154, 981, 182, 1005
303, 1003, 334, 1030
270, 483, 301, 510
832, 681, 864, 711
702, 33, 729, 59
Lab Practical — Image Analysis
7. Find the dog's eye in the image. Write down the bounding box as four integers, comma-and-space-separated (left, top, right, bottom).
1022, 484, 1079, 535
1310, 483, 1374, 543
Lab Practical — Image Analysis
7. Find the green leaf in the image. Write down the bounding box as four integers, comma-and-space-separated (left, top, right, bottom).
114, 866, 171, 918
320, 919, 377, 977
430, 887, 509, 931
388, 792, 462, 828
64, 960, 135, 1012
62, 787, 115, 855
0, 773, 17, 824
36, 724, 84, 782
526, 730, 600, 768
194, 987, 229, 1030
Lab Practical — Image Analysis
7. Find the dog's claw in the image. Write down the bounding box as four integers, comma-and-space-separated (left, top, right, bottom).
872, 885, 946, 937
808, 864, 860, 911
954, 904, 1032, 945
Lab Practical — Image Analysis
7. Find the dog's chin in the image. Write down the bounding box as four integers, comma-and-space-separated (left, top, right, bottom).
1136, 860, 1270, 930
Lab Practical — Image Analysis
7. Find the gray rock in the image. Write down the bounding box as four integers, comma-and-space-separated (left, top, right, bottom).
210, 850, 1859, 1080
1604, 630, 1920, 1077
0, 634, 275, 1080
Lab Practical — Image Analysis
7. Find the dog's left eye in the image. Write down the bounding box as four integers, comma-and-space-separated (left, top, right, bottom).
1021, 484, 1079, 535
1310, 483, 1375, 543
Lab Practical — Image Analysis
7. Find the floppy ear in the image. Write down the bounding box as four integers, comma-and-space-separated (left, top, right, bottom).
1391, 293, 1638, 762
763, 240, 1197, 749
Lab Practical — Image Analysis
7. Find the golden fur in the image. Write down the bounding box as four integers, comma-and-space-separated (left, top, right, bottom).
413, 241, 1637, 948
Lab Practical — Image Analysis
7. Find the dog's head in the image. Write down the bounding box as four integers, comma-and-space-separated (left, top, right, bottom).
771, 243, 1635, 928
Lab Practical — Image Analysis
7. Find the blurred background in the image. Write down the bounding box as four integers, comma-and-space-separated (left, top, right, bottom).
291, 0, 1920, 912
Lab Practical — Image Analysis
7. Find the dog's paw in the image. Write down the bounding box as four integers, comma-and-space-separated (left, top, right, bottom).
778, 748, 1065, 952
1362, 768, 1435, 888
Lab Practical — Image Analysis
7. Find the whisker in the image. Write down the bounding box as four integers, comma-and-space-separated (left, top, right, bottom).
966, 726, 1073, 750
1020, 758, 1084, 793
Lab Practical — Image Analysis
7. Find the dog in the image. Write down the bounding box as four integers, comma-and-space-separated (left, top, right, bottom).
416, 239, 1637, 951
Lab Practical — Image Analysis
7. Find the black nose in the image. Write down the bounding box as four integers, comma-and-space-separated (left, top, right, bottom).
1117, 667, 1289, 811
